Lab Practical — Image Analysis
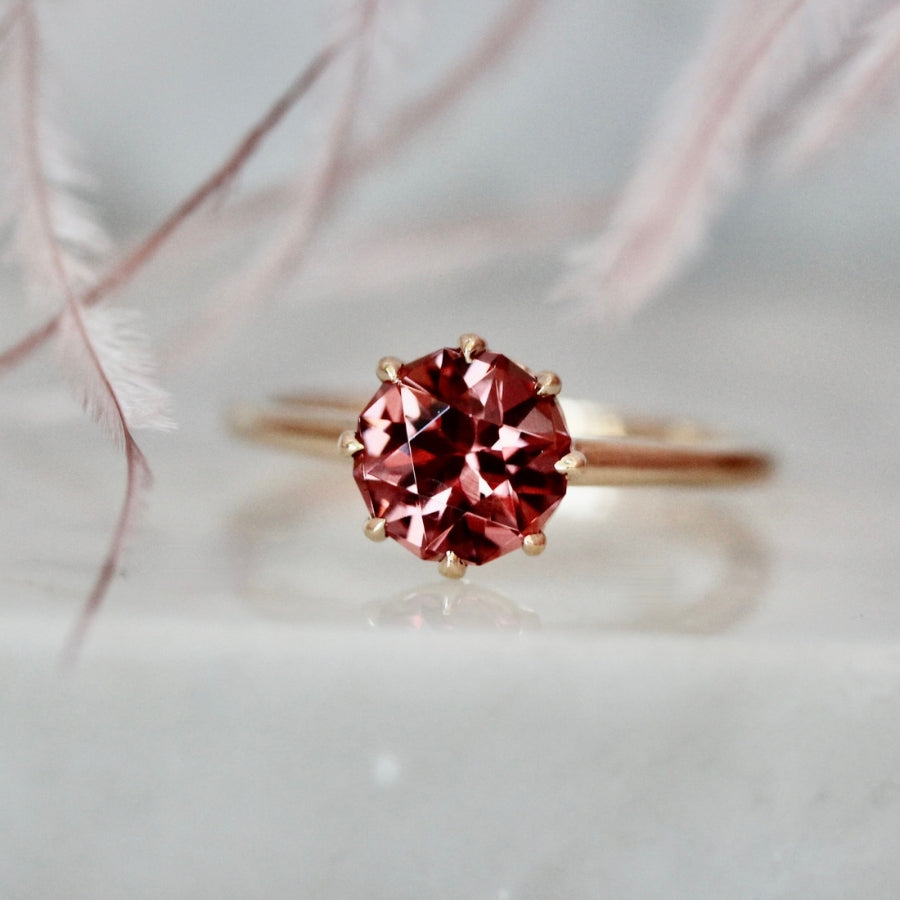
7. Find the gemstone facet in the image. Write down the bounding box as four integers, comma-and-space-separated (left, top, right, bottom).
352, 345, 572, 566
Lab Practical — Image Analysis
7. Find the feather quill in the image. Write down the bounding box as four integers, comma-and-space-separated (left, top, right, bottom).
556, 0, 886, 318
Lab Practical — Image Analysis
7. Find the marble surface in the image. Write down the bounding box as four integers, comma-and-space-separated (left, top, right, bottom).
3, 248, 899, 899
2, 2, 900, 898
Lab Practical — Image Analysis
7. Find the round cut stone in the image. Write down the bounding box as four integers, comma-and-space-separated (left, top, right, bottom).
353, 346, 572, 565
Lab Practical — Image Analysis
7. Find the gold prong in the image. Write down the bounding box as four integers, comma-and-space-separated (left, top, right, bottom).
522, 532, 547, 556
338, 430, 364, 457
535, 370, 562, 397
438, 550, 467, 579
363, 517, 388, 542
376, 356, 403, 383
459, 333, 487, 364
554, 450, 588, 478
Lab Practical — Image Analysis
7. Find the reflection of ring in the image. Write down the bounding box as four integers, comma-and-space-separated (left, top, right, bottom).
231, 334, 771, 578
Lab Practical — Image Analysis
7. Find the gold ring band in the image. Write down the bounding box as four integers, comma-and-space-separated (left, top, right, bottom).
230, 394, 770, 488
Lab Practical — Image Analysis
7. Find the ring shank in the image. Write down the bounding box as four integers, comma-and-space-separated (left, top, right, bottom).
230, 394, 771, 487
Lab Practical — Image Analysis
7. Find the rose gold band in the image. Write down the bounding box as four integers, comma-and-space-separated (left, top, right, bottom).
230, 394, 771, 488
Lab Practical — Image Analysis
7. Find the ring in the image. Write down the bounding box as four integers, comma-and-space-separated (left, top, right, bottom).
231, 334, 771, 579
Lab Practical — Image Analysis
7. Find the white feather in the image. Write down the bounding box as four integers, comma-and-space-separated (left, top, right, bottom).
557, 0, 885, 318
56, 305, 175, 437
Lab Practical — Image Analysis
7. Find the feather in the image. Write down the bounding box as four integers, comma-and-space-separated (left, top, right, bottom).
556, 0, 886, 318
1, 38, 110, 308
2, 1, 171, 657
58, 435, 152, 668
162, 0, 545, 366
56, 305, 174, 435
160, 0, 377, 368
3, 1, 171, 435
0, 0, 544, 371
777, 1, 900, 170
0, 19, 348, 375
357, 0, 543, 168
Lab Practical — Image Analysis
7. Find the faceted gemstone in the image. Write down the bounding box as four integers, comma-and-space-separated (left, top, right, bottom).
353, 346, 572, 565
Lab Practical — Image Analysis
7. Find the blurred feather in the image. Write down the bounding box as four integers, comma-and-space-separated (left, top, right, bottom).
0, 18, 349, 376
162, 0, 544, 367
161, 0, 379, 367
777, 2, 900, 170
358, 0, 543, 167
556, 0, 886, 318
288, 194, 610, 302
2, 53, 109, 308
0, 0, 543, 372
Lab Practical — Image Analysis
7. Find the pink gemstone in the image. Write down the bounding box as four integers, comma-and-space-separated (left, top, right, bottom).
353, 346, 572, 565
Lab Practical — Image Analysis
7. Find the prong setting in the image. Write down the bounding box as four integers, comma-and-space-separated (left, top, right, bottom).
339, 430, 364, 457
555, 450, 588, 478
522, 532, 547, 556
438, 550, 468, 579
376, 356, 403, 383
535, 370, 562, 397
363, 517, 388, 542
459, 333, 487, 364
351, 340, 573, 573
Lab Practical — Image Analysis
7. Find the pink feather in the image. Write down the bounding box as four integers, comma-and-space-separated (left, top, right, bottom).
778, 1, 900, 170
556, 0, 888, 318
